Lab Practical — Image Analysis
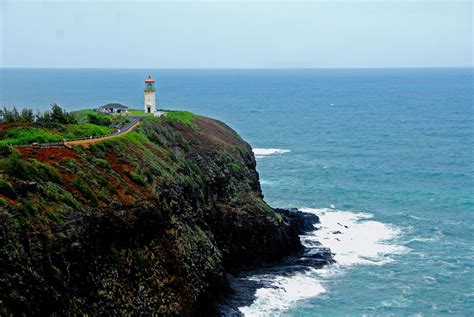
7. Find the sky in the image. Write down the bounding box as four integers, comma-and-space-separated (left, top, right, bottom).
0, 0, 472, 68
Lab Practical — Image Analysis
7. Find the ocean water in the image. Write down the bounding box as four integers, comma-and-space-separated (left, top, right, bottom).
1, 68, 473, 316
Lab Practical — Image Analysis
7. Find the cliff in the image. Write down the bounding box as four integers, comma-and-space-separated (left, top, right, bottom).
0, 114, 303, 315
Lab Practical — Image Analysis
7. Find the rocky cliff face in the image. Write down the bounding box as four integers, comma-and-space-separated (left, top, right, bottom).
0, 115, 302, 315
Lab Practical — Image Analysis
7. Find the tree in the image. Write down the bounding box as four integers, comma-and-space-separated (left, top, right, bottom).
19, 108, 34, 123
50, 103, 76, 124
35, 104, 76, 127
0, 107, 21, 123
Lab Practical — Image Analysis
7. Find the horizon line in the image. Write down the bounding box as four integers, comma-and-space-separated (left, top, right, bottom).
1, 66, 473, 70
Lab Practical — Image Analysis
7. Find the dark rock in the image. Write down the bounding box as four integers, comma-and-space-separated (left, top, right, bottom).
275, 208, 320, 235
296, 247, 335, 268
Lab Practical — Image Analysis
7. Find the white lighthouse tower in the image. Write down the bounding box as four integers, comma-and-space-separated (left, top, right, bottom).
144, 75, 156, 114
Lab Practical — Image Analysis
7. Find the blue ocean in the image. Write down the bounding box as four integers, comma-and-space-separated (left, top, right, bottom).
1, 68, 473, 316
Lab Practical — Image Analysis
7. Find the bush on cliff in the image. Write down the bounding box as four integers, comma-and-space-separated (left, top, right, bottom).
0, 179, 16, 198
0, 152, 59, 183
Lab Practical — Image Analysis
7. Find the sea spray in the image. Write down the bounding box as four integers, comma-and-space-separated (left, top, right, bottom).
238, 207, 408, 316
252, 148, 291, 158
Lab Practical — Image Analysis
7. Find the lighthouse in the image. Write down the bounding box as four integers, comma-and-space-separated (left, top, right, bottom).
144, 75, 156, 114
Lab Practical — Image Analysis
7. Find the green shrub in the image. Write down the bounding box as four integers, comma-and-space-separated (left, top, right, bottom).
129, 171, 147, 186
136, 253, 147, 265
227, 162, 241, 172
111, 116, 130, 127
0, 179, 16, 198
39, 182, 82, 211
73, 146, 84, 154
88, 142, 107, 158
87, 112, 112, 126
72, 177, 97, 202
46, 207, 66, 225
0, 198, 8, 207
0, 153, 36, 180
72, 109, 96, 123
73, 109, 112, 126
0, 154, 59, 183
11, 217, 21, 229
17, 198, 41, 217
274, 212, 283, 222
31, 159, 60, 183
62, 158, 81, 172
94, 158, 110, 169
0, 144, 13, 157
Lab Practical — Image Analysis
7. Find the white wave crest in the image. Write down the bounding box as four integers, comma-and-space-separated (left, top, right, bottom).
239, 207, 408, 316
252, 148, 290, 158
301, 207, 409, 266
239, 268, 325, 316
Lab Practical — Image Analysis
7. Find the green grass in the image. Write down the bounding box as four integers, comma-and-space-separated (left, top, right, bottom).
127, 109, 155, 117
0, 122, 112, 146
62, 124, 112, 139
166, 111, 195, 127
0, 126, 64, 146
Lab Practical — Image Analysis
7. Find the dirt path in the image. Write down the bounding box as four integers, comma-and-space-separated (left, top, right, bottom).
64, 117, 142, 148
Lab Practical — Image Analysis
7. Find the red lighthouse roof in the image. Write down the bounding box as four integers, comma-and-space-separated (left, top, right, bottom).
145, 75, 155, 83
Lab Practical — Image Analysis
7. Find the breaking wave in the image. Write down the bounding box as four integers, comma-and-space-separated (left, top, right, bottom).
238, 207, 408, 316
252, 148, 290, 158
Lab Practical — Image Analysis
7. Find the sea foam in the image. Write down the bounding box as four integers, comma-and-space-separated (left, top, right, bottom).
252, 148, 290, 158
238, 268, 326, 316
238, 207, 408, 316
301, 207, 408, 267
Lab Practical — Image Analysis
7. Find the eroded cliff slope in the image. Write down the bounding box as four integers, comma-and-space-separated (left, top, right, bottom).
0, 114, 302, 315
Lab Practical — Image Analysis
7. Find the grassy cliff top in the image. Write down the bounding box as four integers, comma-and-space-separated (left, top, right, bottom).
0, 105, 194, 147
0, 106, 118, 146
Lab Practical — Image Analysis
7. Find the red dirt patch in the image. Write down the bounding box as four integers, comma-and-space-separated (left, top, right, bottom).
0, 122, 30, 132
105, 151, 141, 204
17, 147, 77, 163
0, 193, 16, 206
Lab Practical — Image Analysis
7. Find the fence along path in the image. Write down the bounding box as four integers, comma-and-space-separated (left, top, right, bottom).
14, 116, 144, 149
64, 117, 142, 148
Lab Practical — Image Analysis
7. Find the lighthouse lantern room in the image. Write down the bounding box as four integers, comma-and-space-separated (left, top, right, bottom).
144, 75, 156, 114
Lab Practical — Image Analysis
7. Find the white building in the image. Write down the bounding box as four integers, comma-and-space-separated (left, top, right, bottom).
144, 75, 156, 114
98, 103, 128, 114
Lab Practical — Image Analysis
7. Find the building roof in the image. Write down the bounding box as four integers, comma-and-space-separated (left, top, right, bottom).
145, 75, 155, 83
101, 103, 128, 109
